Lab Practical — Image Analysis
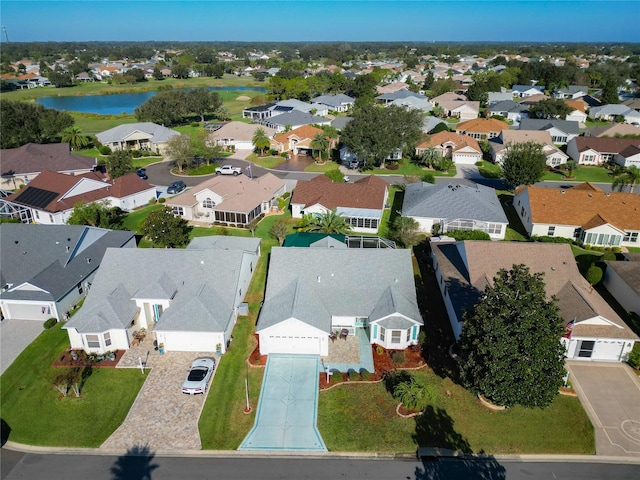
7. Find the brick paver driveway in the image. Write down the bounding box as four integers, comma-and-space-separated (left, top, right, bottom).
101, 351, 216, 451
567, 361, 640, 457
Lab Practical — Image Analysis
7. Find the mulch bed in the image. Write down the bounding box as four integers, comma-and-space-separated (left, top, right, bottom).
248, 334, 267, 367
52, 349, 125, 369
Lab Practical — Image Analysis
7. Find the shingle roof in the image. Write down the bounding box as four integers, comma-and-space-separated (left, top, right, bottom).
311, 94, 355, 108
290, 175, 387, 211
570, 137, 640, 154
605, 260, 640, 297
519, 119, 580, 135
261, 111, 329, 127
96, 122, 180, 145
0, 143, 96, 176
516, 183, 640, 230
210, 122, 276, 142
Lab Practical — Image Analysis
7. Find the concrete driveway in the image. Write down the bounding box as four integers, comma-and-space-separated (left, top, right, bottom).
566, 361, 640, 457
0, 319, 45, 375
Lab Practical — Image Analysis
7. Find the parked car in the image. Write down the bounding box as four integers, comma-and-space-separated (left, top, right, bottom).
167, 180, 186, 194
215, 165, 242, 176
136, 168, 148, 180
181, 358, 215, 395
348, 160, 360, 170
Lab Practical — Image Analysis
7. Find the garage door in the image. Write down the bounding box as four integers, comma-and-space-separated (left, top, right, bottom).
2, 302, 51, 320
161, 332, 216, 352
235, 141, 254, 150
595, 340, 624, 361
266, 335, 321, 355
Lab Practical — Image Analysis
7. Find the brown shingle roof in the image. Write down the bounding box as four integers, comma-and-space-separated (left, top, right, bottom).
291, 175, 387, 211
517, 184, 640, 230
0, 143, 96, 176
571, 137, 640, 154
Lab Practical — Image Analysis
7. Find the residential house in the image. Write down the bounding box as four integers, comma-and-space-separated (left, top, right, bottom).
514, 183, 640, 248
96, 122, 180, 155
487, 100, 529, 124
376, 82, 410, 94
565, 100, 588, 123
553, 85, 589, 99
585, 123, 640, 138
0, 224, 135, 321
209, 121, 276, 151
63, 237, 260, 354
512, 84, 545, 98
487, 88, 514, 106
518, 119, 580, 145
517, 93, 550, 107
388, 96, 434, 112
376, 90, 427, 105
311, 94, 355, 112
256, 247, 423, 356
242, 103, 277, 121
422, 117, 448, 133
431, 240, 637, 361
339, 146, 403, 165
1, 170, 156, 224
415, 131, 482, 165
490, 130, 568, 167
166, 173, 285, 227
588, 104, 640, 124
456, 118, 509, 140
290, 175, 388, 234
258, 111, 331, 133
603, 255, 640, 317
270, 125, 325, 156
331, 116, 353, 131
432, 92, 480, 120
566, 137, 640, 167
243, 99, 328, 121
0, 143, 96, 190
402, 183, 508, 239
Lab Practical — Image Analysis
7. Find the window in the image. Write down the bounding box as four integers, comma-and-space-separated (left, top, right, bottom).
104, 332, 112, 347
202, 198, 215, 209
49, 214, 54, 222
623, 232, 639, 243
391, 331, 401, 344
577, 340, 595, 358
34, 210, 40, 219
86, 334, 100, 348
547, 226, 555, 236
552, 135, 567, 143
406, 329, 411, 342
172, 206, 184, 216
77, 282, 83, 295
380, 327, 385, 342
573, 228, 582, 240
583, 154, 595, 163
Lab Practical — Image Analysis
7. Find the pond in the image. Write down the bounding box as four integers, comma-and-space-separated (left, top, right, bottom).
36, 86, 267, 115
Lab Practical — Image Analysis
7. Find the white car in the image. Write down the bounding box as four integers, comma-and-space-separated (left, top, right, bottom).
215, 165, 242, 175
181, 358, 215, 395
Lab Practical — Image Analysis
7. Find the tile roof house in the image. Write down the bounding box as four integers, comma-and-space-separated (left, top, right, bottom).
603, 258, 640, 317
514, 183, 640, 248
490, 129, 568, 167
63, 237, 260, 355
166, 173, 285, 227
0, 224, 135, 321
518, 119, 580, 145
290, 175, 388, 234
431, 240, 637, 361
432, 92, 480, 121
402, 182, 508, 239
1, 170, 156, 225
0, 143, 96, 190
209, 121, 276, 151
96, 122, 180, 155
415, 132, 482, 165
270, 125, 325, 155
566, 137, 640, 167
455, 118, 509, 140
256, 247, 423, 356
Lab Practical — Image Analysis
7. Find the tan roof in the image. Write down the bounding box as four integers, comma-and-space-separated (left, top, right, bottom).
167, 173, 284, 213
432, 92, 467, 103
565, 99, 585, 112
417, 131, 481, 153
587, 123, 640, 137
272, 125, 324, 146
432, 241, 638, 340
291, 175, 387, 211
456, 118, 508, 134
499, 129, 554, 145
516, 183, 640, 230
210, 122, 276, 142
518, 93, 549, 105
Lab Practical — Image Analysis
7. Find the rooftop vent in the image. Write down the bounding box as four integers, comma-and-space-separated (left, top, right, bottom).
561, 190, 565, 194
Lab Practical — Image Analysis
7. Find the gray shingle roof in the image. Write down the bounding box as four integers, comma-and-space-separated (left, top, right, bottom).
187, 236, 261, 255
376, 90, 427, 101
261, 111, 329, 128
96, 122, 180, 145
311, 94, 355, 108
402, 182, 508, 224
519, 119, 580, 135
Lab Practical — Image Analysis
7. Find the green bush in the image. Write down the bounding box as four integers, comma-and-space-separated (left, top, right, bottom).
360, 369, 371, 381
532, 235, 574, 244
447, 230, 491, 241
131, 150, 142, 158
324, 169, 345, 183
158, 197, 166, 204
628, 343, 640, 370
601, 252, 616, 261
98, 145, 112, 155
282, 191, 291, 199
148, 198, 157, 205
348, 371, 360, 381
331, 372, 343, 384
43, 318, 57, 330
391, 351, 406, 365
421, 172, 435, 184
586, 264, 603, 285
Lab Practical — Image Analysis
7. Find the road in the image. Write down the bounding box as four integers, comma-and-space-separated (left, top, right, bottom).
1, 450, 639, 480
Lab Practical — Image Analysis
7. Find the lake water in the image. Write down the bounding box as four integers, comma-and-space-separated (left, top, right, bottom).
36, 86, 267, 115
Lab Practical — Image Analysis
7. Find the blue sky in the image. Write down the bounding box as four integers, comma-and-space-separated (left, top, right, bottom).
1, 1, 639, 43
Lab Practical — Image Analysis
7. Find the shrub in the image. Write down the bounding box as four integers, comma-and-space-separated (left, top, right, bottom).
43, 318, 57, 330
158, 197, 166, 204
324, 169, 345, 183
447, 229, 491, 241
386, 162, 400, 171
586, 264, 603, 285
191, 122, 200, 127
628, 343, 640, 370
148, 198, 157, 205
98, 145, 112, 155
383, 370, 413, 395
131, 150, 142, 158
391, 351, 406, 365
532, 235, 574, 244
360, 369, 371, 381
331, 372, 342, 384
613, 247, 622, 253
282, 191, 291, 199
348, 371, 360, 381
421, 172, 435, 184
600, 251, 616, 262
375, 345, 384, 356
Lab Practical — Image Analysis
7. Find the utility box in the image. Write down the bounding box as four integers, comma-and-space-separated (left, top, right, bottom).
238, 302, 249, 316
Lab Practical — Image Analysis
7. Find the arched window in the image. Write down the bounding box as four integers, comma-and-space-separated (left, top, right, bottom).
202, 198, 215, 209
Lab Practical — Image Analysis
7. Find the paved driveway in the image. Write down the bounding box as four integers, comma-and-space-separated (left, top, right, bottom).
0, 319, 45, 375
239, 354, 326, 451
567, 361, 640, 457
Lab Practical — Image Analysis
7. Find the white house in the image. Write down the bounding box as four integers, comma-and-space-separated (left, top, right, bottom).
514, 183, 640, 248
490, 130, 568, 167
603, 256, 640, 317
209, 121, 276, 151
566, 137, 640, 167
63, 237, 260, 354
415, 131, 482, 165
96, 122, 180, 155
518, 119, 581, 145
256, 247, 423, 356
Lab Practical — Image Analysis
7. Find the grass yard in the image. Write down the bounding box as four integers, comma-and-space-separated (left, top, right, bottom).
476, 160, 502, 179
542, 166, 614, 183
0, 324, 145, 447
378, 185, 403, 239
248, 154, 286, 169
70, 112, 138, 136
304, 160, 343, 173
367, 159, 456, 177
571, 244, 604, 275
318, 368, 594, 454
121, 203, 163, 232
498, 192, 529, 241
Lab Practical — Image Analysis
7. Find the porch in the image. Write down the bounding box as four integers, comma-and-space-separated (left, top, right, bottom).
320, 327, 374, 374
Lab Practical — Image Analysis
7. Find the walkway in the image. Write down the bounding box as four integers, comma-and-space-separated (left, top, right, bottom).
239, 354, 326, 451
321, 327, 374, 373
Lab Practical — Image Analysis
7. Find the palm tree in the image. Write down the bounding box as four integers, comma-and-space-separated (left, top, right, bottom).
420, 147, 440, 168
322, 125, 339, 159
393, 379, 427, 411
298, 209, 351, 234
252, 127, 270, 156
61, 126, 89, 151
612, 165, 640, 193
310, 133, 330, 161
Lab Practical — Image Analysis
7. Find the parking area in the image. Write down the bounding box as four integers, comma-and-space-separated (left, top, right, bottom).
567, 361, 640, 457
101, 350, 217, 451
0, 319, 45, 375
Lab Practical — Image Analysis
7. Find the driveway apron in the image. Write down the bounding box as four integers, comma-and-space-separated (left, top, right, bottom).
101, 351, 215, 451
0, 319, 45, 375
567, 361, 640, 457
239, 354, 326, 451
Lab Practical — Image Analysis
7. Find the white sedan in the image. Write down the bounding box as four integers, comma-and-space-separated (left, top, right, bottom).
181, 358, 215, 395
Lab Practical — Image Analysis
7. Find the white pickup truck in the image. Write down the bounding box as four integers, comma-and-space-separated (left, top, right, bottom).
215, 165, 242, 176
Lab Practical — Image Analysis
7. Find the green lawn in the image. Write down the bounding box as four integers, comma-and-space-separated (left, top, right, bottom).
477, 160, 502, 179
0, 324, 146, 447
542, 166, 614, 183
571, 244, 603, 275
368, 159, 456, 177
378, 185, 403, 239
70, 112, 138, 136
248, 154, 286, 169
304, 160, 343, 173
121, 203, 163, 232
318, 368, 593, 454
498, 192, 529, 241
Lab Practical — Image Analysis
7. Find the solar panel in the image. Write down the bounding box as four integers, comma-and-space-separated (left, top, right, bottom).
14, 187, 58, 209
273, 106, 294, 112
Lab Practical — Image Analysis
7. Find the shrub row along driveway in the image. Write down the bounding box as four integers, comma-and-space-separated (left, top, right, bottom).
101, 351, 216, 451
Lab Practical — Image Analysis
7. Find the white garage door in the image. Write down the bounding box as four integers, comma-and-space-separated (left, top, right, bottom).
3, 302, 51, 320
594, 340, 624, 361
235, 141, 254, 150
266, 335, 321, 355
453, 154, 480, 165
161, 332, 216, 352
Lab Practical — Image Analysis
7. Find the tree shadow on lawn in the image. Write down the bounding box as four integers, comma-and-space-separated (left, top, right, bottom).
110, 444, 159, 480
